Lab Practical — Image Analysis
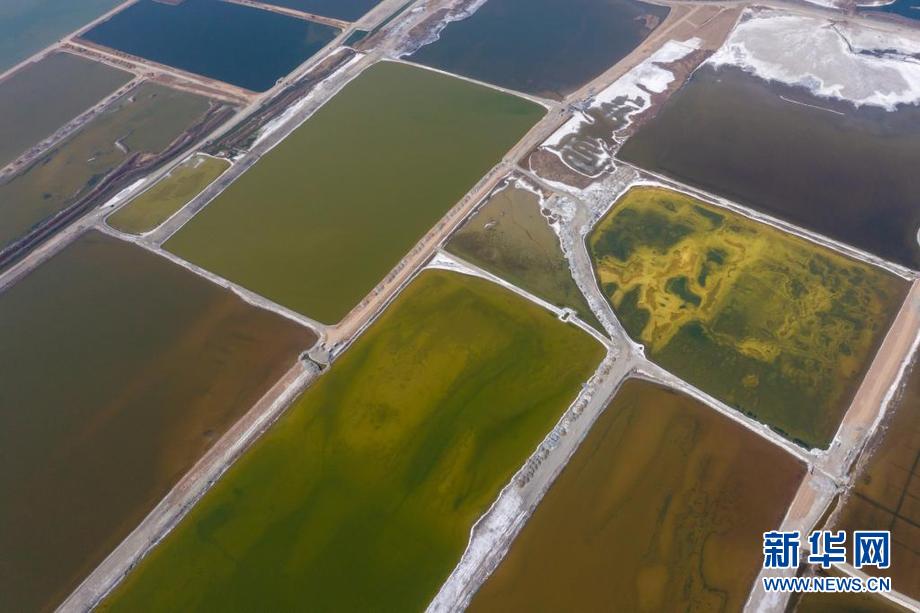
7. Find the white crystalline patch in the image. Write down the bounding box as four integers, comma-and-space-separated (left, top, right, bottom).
709, 10, 920, 110
840, 22, 920, 57
539, 38, 701, 180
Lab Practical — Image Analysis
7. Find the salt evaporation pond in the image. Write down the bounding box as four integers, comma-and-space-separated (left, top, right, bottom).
469, 379, 804, 612
0, 231, 315, 612
620, 65, 920, 270
81, 0, 339, 92
408, 0, 669, 99
100, 269, 603, 612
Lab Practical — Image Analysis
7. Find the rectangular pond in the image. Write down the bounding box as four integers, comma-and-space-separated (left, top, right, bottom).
107, 153, 230, 235
0, 231, 316, 613
165, 61, 545, 324
468, 378, 805, 612
0, 82, 212, 251
100, 268, 604, 612
588, 186, 908, 449
0, 0, 123, 73
620, 65, 920, 270
407, 0, 669, 99
80, 0, 339, 92
0, 52, 131, 167
447, 180, 601, 329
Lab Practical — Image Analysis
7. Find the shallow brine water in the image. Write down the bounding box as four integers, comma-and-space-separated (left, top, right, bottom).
81, 0, 338, 92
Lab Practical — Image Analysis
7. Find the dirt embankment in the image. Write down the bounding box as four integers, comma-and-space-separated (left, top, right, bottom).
0, 102, 234, 272
207, 48, 356, 155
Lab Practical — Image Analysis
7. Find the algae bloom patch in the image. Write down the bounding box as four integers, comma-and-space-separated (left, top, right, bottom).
101, 269, 603, 612
588, 186, 907, 448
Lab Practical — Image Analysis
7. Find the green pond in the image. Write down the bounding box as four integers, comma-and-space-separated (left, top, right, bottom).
0, 231, 316, 613
447, 182, 602, 330
101, 269, 604, 612
0, 52, 131, 167
0, 82, 211, 251
165, 61, 544, 324
108, 154, 229, 235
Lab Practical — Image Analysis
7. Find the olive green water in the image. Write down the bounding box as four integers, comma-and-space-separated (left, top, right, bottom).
165, 61, 544, 324
0, 82, 211, 250
102, 269, 603, 612
0, 231, 316, 613
0, 52, 131, 167
108, 154, 229, 234
589, 187, 907, 448
469, 379, 805, 612
447, 183, 602, 330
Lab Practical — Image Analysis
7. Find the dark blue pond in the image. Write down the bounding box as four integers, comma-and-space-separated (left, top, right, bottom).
257, 0, 385, 21
864, 0, 920, 19
408, 0, 669, 99
81, 0, 339, 92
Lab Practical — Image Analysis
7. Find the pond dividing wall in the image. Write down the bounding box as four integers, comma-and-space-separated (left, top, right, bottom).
468, 378, 805, 612
100, 269, 603, 611
0, 231, 316, 612
165, 61, 544, 324
620, 65, 920, 270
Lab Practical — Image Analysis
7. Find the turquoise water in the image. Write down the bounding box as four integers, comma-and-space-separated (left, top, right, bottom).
81, 0, 338, 92
0, 0, 122, 73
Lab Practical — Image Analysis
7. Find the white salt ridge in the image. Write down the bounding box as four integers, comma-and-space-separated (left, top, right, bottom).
709, 10, 920, 110
800, 0, 840, 8
541, 38, 701, 178
400, 0, 489, 57
253, 52, 365, 148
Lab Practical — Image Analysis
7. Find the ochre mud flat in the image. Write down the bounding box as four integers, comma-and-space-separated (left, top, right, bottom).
0, 231, 315, 613
833, 358, 920, 600
447, 182, 601, 329
0, 52, 131, 167
101, 269, 603, 612
166, 61, 544, 324
588, 186, 907, 448
107, 154, 229, 235
468, 378, 805, 612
